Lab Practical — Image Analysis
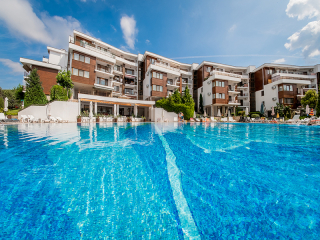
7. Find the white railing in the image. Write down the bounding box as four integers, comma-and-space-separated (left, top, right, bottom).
83, 43, 115, 59
211, 70, 241, 78
229, 100, 238, 103
154, 62, 180, 72
272, 73, 316, 82
95, 79, 112, 87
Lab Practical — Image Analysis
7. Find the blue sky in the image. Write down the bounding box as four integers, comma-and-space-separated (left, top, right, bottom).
0, 0, 319, 89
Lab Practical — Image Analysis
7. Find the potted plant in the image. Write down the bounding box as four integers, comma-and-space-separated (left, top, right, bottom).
77, 115, 81, 123
142, 116, 146, 122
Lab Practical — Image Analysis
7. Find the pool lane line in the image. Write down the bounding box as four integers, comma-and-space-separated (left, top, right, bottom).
155, 125, 201, 240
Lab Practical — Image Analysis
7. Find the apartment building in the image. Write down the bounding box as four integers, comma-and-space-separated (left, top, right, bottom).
19, 30, 320, 118
195, 61, 254, 116
250, 64, 320, 113
140, 52, 194, 101
20, 47, 68, 99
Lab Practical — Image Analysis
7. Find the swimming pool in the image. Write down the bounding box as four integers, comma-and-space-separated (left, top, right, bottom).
0, 123, 319, 239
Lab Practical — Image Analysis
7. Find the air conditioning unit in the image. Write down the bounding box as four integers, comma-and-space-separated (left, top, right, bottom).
146, 84, 149, 88
208, 92, 211, 96
207, 80, 211, 85
272, 85, 276, 89
272, 97, 277, 101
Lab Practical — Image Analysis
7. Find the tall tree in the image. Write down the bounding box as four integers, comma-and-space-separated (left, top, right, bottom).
24, 68, 47, 107
15, 84, 25, 101
199, 93, 204, 114
301, 90, 317, 108
56, 70, 73, 89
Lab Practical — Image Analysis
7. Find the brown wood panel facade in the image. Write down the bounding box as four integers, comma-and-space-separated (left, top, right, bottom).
71, 50, 96, 85
278, 84, 298, 108
32, 66, 59, 95
151, 70, 167, 98
212, 80, 228, 104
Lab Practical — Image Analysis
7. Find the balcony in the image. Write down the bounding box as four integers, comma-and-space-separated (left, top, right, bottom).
182, 79, 192, 85
208, 70, 242, 83
237, 93, 249, 99
148, 62, 181, 77
115, 56, 138, 67
303, 84, 317, 89
228, 86, 240, 94
124, 89, 137, 96
271, 73, 316, 85
228, 100, 240, 105
95, 65, 113, 77
94, 78, 113, 91
113, 87, 122, 95
237, 83, 248, 89
112, 77, 123, 85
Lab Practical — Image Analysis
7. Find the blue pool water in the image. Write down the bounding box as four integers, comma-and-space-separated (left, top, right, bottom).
0, 122, 320, 239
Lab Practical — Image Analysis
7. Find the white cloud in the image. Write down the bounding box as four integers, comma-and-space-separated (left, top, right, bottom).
286, 0, 320, 20
285, 0, 320, 58
146, 39, 150, 44
272, 58, 286, 64
229, 24, 237, 32
120, 15, 138, 50
285, 20, 320, 57
0, 0, 88, 49
0, 59, 24, 74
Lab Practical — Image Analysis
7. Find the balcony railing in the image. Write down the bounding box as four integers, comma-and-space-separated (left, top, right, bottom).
80, 41, 115, 59
96, 66, 112, 74
229, 100, 239, 103
95, 79, 111, 87
167, 79, 174, 85
272, 73, 316, 82
113, 87, 122, 93
124, 89, 136, 95
303, 84, 317, 89
238, 83, 248, 88
211, 70, 242, 79
153, 62, 180, 72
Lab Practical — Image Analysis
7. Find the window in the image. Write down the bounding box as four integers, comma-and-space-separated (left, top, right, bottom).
153, 85, 156, 91
73, 68, 78, 76
126, 69, 134, 75
283, 85, 293, 91
85, 56, 90, 64
206, 67, 211, 72
150, 58, 155, 64
280, 98, 283, 104
74, 53, 79, 60
279, 85, 283, 91
212, 94, 215, 99
153, 72, 156, 78
221, 82, 225, 87
84, 71, 89, 78
153, 85, 163, 92
100, 79, 105, 85
79, 70, 84, 77
261, 91, 264, 96
285, 98, 294, 104
212, 81, 215, 87
222, 93, 225, 99
80, 55, 85, 62
114, 86, 119, 92
114, 65, 121, 71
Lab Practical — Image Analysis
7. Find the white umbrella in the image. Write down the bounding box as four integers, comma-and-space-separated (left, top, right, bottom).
193, 111, 196, 118
228, 109, 231, 117
245, 107, 249, 116
306, 105, 310, 115
217, 109, 221, 117
4, 97, 8, 112
271, 106, 275, 116
89, 101, 93, 118
204, 110, 207, 117
47, 103, 51, 118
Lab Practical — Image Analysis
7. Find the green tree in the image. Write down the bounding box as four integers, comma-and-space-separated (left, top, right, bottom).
56, 70, 73, 88
2, 89, 19, 109
50, 85, 68, 101
15, 84, 25, 101
0, 97, 3, 109
199, 93, 204, 114
316, 94, 320, 117
24, 68, 48, 107
301, 90, 317, 108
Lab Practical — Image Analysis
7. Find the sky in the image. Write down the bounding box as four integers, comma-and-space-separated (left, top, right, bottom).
0, 0, 319, 89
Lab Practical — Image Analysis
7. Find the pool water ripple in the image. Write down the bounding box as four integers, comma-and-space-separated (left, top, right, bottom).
0, 123, 320, 239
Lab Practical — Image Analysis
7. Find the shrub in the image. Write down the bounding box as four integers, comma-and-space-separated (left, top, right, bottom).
156, 87, 194, 120
238, 111, 245, 116
0, 97, 3, 109
251, 114, 260, 118
50, 85, 68, 101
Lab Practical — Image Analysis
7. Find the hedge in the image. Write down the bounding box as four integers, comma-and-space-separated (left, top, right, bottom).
50, 85, 68, 101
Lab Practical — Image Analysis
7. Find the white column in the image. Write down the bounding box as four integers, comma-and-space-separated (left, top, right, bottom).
134, 105, 138, 116
78, 99, 81, 115
114, 104, 117, 117
211, 105, 214, 117
94, 102, 97, 114
117, 104, 120, 116
233, 106, 236, 114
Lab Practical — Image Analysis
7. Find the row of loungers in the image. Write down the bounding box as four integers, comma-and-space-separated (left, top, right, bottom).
81, 117, 145, 123
20, 115, 68, 123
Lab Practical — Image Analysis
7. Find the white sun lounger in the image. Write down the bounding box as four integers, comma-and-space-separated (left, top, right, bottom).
228, 117, 236, 122
211, 117, 217, 122
56, 117, 68, 123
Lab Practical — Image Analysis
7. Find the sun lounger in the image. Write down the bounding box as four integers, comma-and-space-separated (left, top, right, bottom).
28, 115, 39, 123
228, 117, 236, 122
50, 116, 58, 123
0, 113, 6, 122
56, 117, 68, 123
221, 117, 228, 122
211, 117, 217, 122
